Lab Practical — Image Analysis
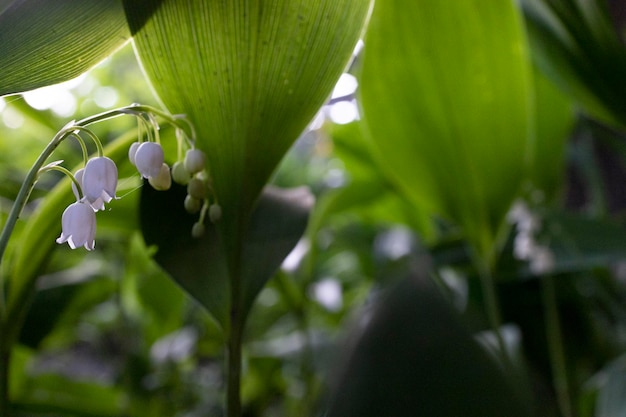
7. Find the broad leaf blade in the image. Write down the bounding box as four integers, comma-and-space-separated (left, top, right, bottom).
359, 0, 533, 257
125, 0, 372, 253
0, 0, 130, 96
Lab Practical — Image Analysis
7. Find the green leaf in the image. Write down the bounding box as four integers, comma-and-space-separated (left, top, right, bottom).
0, 0, 130, 96
124, 0, 373, 254
521, 0, 626, 126
359, 0, 533, 258
140, 184, 313, 329
325, 277, 531, 417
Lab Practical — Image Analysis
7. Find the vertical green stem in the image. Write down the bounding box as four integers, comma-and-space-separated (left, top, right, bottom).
227, 319, 243, 417
541, 273, 572, 417
0, 332, 8, 417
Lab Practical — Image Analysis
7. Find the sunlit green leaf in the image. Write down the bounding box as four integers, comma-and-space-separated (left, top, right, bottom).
359, 0, 533, 258
0, 0, 130, 96
125, 0, 373, 256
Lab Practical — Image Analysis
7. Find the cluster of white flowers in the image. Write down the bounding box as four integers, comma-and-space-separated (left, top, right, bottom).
53, 108, 218, 251
507, 200, 555, 275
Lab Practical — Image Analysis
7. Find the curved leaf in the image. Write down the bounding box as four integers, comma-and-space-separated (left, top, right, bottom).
0, 0, 130, 96
125, 0, 372, 254
521, 0, 626, 126
359, 0, 533, 257
325, 277, 531, 417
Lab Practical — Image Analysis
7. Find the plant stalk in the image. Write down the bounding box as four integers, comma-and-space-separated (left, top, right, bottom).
227, 319, 243, 417
541, 273, 573, 417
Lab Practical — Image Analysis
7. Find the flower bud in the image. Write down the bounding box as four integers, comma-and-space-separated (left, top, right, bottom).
184, 195, 202, 213
135, 142, 164, 178
187, 177, 207, 200
209, 204, 222, 223
184, 148, 206, 174
171, 161, 191, 185
191, 222, 205, 238
128, 141, 141, 166
148, 163, 172, 191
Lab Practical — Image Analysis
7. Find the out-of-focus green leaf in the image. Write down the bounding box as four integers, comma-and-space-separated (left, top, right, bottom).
0, 0, 130, 96
529, 68, 574, 201
140, 184, 313, 329
521, 0, 626, 126
10, 346, 123, 417
325, 276, 531, 417
359, 0, 533, 259
541, 210, 626, 273
124, 0, 373, 257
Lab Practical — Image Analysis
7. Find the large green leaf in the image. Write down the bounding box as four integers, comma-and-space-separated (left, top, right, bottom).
140, 184, 313, 329
359, 0, 533, 258
325, 277, 531, 417
0, 0, 130, 96
124, 0, 373, 256
521, 0, 626, 127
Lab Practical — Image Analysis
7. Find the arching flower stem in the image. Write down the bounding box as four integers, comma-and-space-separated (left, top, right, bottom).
0, 103, 193, 316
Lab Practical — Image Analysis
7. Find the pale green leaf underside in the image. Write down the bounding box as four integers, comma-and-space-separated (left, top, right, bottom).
0, 0, 129, 96
360, 0, 532, 254
125, 0, 373, 238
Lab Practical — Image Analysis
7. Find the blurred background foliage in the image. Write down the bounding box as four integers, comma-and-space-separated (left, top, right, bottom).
3, 1, 626, 416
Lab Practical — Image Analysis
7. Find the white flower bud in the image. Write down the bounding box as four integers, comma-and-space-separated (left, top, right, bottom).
148, 163, 172, 191
134, 142, 164, 178
184, 195, 202, 213
209, 204, 222, 223
184, 149, 206, 174
128, 141, 141, 166
187, 177, 207, 200
191, 222, 205, 238
171, 161, 191, 185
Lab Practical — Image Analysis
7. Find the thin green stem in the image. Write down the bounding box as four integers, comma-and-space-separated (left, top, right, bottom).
227, 319, 243, 417
541, 273, 573, 417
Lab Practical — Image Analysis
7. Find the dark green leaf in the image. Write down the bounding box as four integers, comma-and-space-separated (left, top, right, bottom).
140, 184, 313, 328
325, 276, 531, 417
521, 0, 626, 126
0, 0, 130, 96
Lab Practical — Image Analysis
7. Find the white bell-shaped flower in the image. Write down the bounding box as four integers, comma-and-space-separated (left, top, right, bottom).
72, 169, 105, 211
184, 149, 206, 174
148, 163, 172, 191
82, 157, 118, 207
135, 142, 164, 178
56, 201, 97, 250
128, 141, 141, 166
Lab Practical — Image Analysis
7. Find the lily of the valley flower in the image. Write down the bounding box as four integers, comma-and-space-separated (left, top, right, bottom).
134, 142, 164, 178
148, 163, 172, 190
82, 157, 118, 208
72, 169, 104, 211
56, 201, 97, 250
184, 149, 206, 174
